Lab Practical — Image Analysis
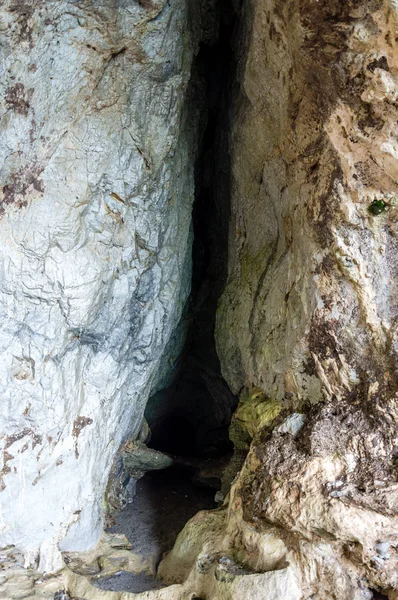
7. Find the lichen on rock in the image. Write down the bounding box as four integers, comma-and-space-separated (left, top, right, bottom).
229, 388, 282, 450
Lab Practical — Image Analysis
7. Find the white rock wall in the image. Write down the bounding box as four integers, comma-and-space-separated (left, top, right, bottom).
0, 0, 196, 572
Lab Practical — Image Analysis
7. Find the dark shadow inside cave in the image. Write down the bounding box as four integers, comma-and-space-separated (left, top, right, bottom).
149, 414, 196, 456
144, 0, 240, 462
369, 591, 389, 600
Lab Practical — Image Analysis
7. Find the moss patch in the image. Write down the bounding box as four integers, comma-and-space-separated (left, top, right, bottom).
230, 388, 282, 450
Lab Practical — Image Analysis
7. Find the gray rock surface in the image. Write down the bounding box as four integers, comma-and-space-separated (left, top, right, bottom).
0, 0, 197, 572
121, 441, 172, 476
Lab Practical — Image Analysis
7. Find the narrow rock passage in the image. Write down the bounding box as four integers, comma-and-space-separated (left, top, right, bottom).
95, 466, 215, 593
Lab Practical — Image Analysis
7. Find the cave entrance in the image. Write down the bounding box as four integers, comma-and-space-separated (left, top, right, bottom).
95, 0, 239, 594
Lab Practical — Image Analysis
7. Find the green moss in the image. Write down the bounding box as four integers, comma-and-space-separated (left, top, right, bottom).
230, 388, 282, 450
369, 199, 387, 215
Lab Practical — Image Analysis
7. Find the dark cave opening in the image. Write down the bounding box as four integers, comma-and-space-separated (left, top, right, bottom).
369, 591, 389, 600
98, 1, 240, 594
145, 0, 239, 461
149, 414, 196, 456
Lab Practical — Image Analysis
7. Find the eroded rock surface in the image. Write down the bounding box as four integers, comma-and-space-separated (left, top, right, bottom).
211, 0, 398, 598
2, 0, 398, 598
0, 0, 198, 571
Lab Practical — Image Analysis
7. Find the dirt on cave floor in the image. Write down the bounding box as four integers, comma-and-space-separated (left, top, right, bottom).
94, 465, 216, 594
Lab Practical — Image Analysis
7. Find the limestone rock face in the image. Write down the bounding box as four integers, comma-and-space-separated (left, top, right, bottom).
212, 0, 398, 598
217, 0, 398, 406
0, 0, 197, 571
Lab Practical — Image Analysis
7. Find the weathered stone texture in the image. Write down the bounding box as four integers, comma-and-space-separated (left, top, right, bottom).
211, 0, 398, 598
0, 0, 197, 571
217, 0, 398, 408
2, 0, 398, 598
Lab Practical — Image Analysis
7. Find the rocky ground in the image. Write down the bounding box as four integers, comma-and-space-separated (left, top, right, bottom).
97, 466, 215, 593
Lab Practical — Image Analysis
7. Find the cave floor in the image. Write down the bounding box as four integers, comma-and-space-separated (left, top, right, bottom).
94, 466, 216, 593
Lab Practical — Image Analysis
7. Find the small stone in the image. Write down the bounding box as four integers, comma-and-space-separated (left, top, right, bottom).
329, 490, 346, 498
326, 480, 344, 490
122, 441, 173, 473
275, 413, 306, 437
214, 491, 224, 503
375, 541, 390, 559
